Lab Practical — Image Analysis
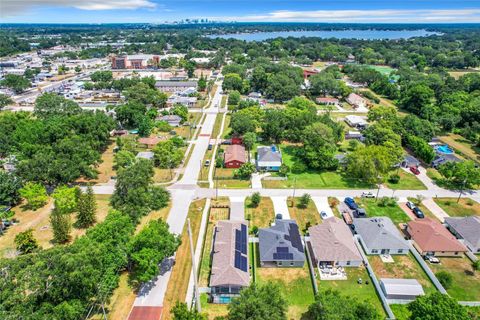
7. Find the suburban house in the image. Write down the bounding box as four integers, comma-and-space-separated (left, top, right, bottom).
224, 144, 246, 169
316, 97, 340, 107
380, 278, 425, 301
136, 151, 154, 160
256, 145, 282, 171
137, 136, 162, 149
431, 154, 462, 169
346, 93, 367, 109
406, 218, 467, 257
308, 217, 362, 268
345, 115, 368, 130
353, 217, 409, 255
209, 221, 250, 304
259, 219, 305, 267
445, 216, 480, 253
155, 81, 198, 92
157, 115, 182, 127
167, 95, 197, 108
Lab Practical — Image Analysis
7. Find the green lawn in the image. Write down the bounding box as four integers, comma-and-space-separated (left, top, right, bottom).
391, 304, 411, 320
254, 244, 315, 320
433, 198, 480, 217
200, 293, 229, 319
288, 197, 322, 234
429, 256, 480, 301
356, 198, 411, 225
316, 266, 387, 318
213, 168, 251, 189
384, 170, 427, 190
262, 145, 373, 189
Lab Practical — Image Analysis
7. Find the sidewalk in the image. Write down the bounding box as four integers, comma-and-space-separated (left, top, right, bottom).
422, 198, 450, 222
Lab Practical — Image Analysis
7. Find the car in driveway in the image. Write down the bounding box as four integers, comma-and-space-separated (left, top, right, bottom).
204, 160, 210, 167
412, 207, 425, 219
406, 201, 416, 210
424, 255, 440, 264
410, 166, 420, 175
320, 211, 327, 218
344, 197, 358, 210
361, 191, 375, 198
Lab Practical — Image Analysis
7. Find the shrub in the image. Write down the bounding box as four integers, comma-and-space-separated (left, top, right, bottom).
436, 271, 453, 289
14, 229, 40, 254
19, 182, 48, 210
251, 226, 258, 235
156, 120, 172, 132
291, 161, 307, 174
388, 173, 400, 184
298, 193, 311, 209
251, 192, 261, 208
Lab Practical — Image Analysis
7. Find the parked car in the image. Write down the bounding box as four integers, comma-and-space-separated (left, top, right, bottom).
424, 255, 440, 264
413, 207, 425, 219
410, 166, 420, 175
204, 160, 210, 167
354, 208, 367, 217
344, 197, 358, 210
276, 213, 283, 220
208, 144, 213, 150
320, 211, 327, 218
406, 201, 416, 210
361, 191, 375, 198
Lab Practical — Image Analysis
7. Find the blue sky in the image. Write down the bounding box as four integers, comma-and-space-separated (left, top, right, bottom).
2, 0, 480, 23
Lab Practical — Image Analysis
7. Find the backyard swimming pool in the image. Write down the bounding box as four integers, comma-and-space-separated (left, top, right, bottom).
435, 145, 454, 154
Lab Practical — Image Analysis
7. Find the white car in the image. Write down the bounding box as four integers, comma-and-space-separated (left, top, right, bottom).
361, 192, 375, 198
406, 201, 416, 210
426, 256, 440, 264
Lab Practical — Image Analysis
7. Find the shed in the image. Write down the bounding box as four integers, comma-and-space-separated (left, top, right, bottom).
380, 278, 425, 301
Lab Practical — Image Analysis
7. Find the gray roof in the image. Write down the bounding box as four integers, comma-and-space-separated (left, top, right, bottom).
257, 146, 282, 163
136, 151, 154, 160
380, 278, 425, 297
155, 81, 197, 88
210, 220, 250, 288
403, 155, 420, 166
445, 216, 480, 249
259, 219, 305, 262
158, 115, 182, 122
353, 217, 409, 251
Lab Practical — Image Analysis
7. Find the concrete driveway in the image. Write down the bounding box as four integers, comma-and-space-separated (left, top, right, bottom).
312, 197, 334, 219
229, 196, 245, 221
422, 198, 450, 222
271, 196, 290, 219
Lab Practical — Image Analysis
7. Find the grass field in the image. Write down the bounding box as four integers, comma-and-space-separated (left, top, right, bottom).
162, 199, 206, 320
448, 69, 480, 79
200, 293, 229, 319
356, 198, 411, 225
369, 254, 437, 295
391, 304, 411, 320
287, 197, 321, 234
316, 266, 386, 317
429, 255, 480, 301
434, 198, 480, 217
245, 197, 274, 232
384, 170, 427, 190
213, 168, 251, 189
362, 64, 397, 76
254, 244, 315, 320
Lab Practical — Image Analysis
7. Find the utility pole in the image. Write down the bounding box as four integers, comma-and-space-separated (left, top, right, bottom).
292, 177, 297, 207
187, 219, 201, 313
457, 178, 467, 203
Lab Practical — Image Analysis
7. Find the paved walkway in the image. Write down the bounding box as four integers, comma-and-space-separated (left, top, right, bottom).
229, 196, 246, 221
251, 173, 269, 189
422, 198, 450, 222
271, 196, 290, 219
311, 197, 334, 219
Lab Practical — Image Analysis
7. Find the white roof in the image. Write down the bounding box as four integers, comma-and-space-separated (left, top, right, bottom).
345, 115, 368, 125
380, 278, 425, 296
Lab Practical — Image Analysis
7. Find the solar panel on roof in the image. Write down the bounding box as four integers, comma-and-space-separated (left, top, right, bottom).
288, 223, 303, 252
235, 229, 241, 251
240, 224, 247, 254
239, 256, 247, 271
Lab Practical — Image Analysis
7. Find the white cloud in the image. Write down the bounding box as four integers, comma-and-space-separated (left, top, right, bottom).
208, 9, 480, 23
1, 0, 156, 16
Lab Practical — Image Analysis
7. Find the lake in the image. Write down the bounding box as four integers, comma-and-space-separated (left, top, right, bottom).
208, 29, 441, 41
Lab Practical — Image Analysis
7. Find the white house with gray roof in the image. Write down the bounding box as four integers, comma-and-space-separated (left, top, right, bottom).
209, 220, 250, 304
256, 145, 282, 171
259, 219, 305, 267
353, 217, 409, 255
445, 216, 480, 253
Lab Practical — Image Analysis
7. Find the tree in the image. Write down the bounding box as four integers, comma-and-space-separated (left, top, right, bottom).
0, 171, 22, 206
298, 193, 311, 209
172, 302, 207, 320
228, 90, 241, 106
52, 186, 78, 214
76, 186, 96, 228
90, 70, 113, 83
171, 104, 189, 122
300, 122, 339, 170
405, 135, 436, 164
230, 112, 257, 135
128, 219, 180, 284
0, 93, 14, 110
223, 73, 243, 92
304, 289, 381, 320
149, 186, 170, 210
14, 229, 40, 254
399, 84, 435, 119
261, 109, 288, 143
243, 132, 256, 160
235, 162, 256, 179
1, 74, 31, 93
198, 74, 207, 92
251, 192, 261, 208
435, 271, 453, 289
50, 207, 72, 244
74, 65, 82, 73
472, 260, 480, 273
138, 116, 154, 137
114, 150, 136, 170
153, 140, 184, 169
34, 93, 82, 118
19, 182, 48, 210
228, 283, 287, 320
408, 292, 470, 320
438, 160, 480, 190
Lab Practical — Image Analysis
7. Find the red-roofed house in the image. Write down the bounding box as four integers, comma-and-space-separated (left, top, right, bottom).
406, 218, 467, 257
138, 136, 162, 149
224, 144, 246, 168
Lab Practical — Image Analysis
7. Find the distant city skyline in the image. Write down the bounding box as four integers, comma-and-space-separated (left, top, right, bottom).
2, 0, 480, 24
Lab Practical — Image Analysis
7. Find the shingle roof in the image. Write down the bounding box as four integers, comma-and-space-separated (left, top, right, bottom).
210, 221, 250, 287
308, 217, 362, 263
155, 81, 198, 88
445, 216, 480, 249
224, 145, 246, 164
259, 219, 305, 262
257, 146, 282, 163
353, 217, 409, 251
380, 278, 425, 297
408, 218, 467, 252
